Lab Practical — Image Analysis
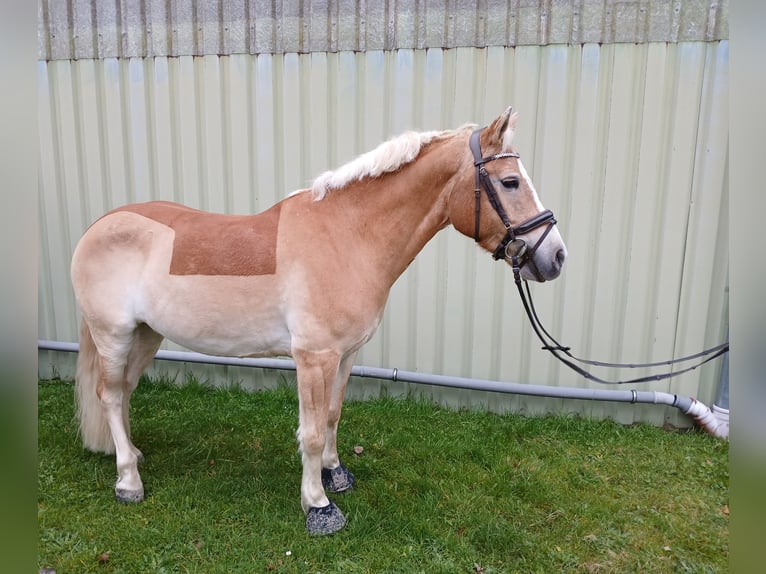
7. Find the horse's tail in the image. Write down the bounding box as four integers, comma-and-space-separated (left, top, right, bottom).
75, 318, 115, 454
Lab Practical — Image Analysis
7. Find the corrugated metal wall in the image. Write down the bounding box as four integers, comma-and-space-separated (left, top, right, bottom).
37, 1, 729, 427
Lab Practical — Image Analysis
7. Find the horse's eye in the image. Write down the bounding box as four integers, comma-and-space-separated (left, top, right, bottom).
501, 177, 519, 190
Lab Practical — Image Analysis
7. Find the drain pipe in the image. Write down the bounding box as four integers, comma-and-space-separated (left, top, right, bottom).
38, 340, 728, 439
711, 339, 730, 437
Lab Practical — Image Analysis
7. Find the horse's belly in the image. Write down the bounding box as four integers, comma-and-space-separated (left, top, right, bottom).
165, 330, 293, 359
138, 276, 293, 358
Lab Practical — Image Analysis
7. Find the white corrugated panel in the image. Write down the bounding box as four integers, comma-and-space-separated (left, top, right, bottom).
38, 43, 728, 425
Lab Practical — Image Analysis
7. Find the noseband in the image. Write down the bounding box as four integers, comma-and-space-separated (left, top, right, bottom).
469, 128, 557, 279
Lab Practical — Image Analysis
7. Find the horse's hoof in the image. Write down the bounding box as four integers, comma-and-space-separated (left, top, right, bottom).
322, 462, 355, 493
306, 501, 347, 535
115, 487, 144, 503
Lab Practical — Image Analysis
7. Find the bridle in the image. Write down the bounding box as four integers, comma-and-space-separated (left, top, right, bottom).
468, 126, 729, 385
469, 128, 557, 281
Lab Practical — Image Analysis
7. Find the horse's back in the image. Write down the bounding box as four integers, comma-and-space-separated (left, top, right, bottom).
74, 200, 285, 278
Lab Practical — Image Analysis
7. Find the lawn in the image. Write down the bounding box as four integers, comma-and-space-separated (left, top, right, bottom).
38, 378, 728, 573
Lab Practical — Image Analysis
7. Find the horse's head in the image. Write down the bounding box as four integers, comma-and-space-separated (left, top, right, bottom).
450, 106, 567, 282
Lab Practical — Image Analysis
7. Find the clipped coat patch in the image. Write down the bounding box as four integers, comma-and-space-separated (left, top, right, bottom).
113, 201, 281, 276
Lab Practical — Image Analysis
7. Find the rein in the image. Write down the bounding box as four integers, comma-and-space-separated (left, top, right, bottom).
469, 127, 729, 385
515, 280, 729, 384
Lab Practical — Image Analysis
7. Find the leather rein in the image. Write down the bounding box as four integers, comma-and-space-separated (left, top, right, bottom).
469, 127, 729, 385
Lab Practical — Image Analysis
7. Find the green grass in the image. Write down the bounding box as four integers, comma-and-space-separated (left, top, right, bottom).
38, 378, 728, 573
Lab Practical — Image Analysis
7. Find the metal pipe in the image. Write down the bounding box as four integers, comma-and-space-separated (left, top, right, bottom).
38, 339, 727, 439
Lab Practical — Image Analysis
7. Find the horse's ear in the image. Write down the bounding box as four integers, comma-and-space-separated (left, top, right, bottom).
488, 106, 518, 150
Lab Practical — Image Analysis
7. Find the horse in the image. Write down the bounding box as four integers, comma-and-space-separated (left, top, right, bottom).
71, 106, 567, 535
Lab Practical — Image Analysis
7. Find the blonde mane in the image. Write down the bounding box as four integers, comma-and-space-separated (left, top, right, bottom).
310, 127, 471, 200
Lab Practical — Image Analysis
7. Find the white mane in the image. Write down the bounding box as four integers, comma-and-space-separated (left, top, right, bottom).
309, 128, 466, 200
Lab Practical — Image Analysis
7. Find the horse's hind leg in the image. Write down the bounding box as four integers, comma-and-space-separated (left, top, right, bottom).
96, 325, 163, 503
94, 335, 145, 502
321, 352, 356, 494
122, 324, 164, 462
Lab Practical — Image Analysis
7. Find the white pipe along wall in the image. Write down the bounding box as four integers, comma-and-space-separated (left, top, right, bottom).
38, 340, 729, 440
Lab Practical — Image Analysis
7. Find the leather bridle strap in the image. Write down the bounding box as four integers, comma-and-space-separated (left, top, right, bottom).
470, 128, 517, 243
469, 128, 557, 269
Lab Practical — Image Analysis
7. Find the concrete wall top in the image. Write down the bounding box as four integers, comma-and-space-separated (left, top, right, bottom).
39, 0, 729, 61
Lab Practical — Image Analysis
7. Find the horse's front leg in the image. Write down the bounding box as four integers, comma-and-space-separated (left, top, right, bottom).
321, 351, 356, 494
294, 349, 348, 535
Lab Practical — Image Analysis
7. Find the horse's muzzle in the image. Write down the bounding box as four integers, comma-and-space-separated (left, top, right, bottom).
531, 244, 566, 282
513, 224, 567, 283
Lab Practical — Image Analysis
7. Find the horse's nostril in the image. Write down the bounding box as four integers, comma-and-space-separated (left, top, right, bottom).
555, 249, 566, 267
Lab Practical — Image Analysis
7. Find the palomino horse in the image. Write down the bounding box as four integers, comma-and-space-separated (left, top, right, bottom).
71, 106, 567, 535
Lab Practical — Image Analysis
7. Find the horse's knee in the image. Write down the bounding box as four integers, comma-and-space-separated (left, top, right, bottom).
326, 407, 342, 429
297, 425, 325, 457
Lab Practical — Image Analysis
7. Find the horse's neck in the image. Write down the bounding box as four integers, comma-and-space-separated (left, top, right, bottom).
323, 138, 466, 281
